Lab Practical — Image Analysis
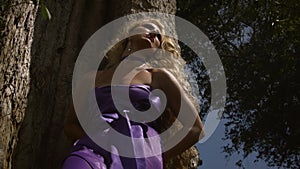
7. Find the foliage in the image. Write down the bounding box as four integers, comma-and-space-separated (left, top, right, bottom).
177, 0, 300, 168
40, 0, 51, 20
1, 0, 51, 22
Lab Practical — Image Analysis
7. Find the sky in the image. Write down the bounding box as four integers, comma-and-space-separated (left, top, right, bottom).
196, 119, 278, 169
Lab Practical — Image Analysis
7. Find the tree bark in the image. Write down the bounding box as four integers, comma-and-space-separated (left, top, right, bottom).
12, 0, 110, 168
0, 1, 39, 169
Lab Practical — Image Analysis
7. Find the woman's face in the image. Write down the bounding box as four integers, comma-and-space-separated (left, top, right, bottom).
128, 23, 162, 51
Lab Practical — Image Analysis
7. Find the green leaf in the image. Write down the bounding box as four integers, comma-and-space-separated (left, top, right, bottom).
41, 4, 51, 20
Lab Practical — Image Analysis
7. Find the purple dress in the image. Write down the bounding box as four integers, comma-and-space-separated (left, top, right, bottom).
62, 84, 163, 169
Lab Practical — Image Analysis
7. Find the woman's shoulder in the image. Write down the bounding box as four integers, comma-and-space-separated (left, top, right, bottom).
95, 68, 115, 86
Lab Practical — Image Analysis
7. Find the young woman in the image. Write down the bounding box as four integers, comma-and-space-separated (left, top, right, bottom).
62, 19, 204, 169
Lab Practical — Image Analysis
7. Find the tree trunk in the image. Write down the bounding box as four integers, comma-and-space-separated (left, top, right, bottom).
0, 1, 39, 169
12, 0, 110, 168
4, 0, 200, 169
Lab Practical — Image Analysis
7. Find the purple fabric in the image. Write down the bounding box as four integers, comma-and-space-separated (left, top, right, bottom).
62, 146, 106, 169
62, 84, 163, 169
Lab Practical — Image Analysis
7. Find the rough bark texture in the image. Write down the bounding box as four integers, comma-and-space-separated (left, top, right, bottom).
13, 0, 110, 168
4, 0, 200, 169
0, 1, 39, 169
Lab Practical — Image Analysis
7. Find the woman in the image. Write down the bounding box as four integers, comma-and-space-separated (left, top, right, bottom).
63, 19, 204, 169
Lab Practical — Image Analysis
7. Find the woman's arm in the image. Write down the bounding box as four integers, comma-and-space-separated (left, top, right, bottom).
151, 68, 205, 160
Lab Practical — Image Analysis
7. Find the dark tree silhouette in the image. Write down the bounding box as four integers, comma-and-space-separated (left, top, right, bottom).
177, 0, 300, 168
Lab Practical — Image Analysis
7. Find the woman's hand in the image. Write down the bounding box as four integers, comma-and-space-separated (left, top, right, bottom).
150, 68, 205, 159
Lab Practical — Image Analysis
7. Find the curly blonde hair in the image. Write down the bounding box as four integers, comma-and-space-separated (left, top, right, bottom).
104, 19, 180, 67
